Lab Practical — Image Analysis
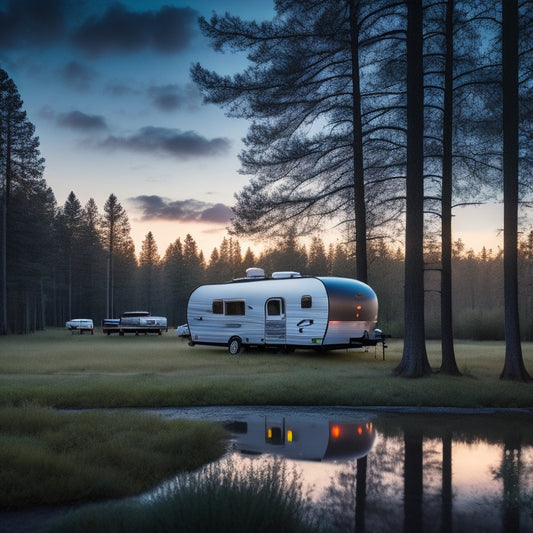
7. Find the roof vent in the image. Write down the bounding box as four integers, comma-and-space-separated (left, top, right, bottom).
272, 271, 302, 279
246, 267, 265, 278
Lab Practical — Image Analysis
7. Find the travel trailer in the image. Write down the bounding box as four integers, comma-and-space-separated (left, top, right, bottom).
186, 268, 386, 355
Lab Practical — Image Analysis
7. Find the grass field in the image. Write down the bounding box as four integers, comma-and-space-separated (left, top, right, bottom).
1, 328, 532, 408
1, 329, 532, 513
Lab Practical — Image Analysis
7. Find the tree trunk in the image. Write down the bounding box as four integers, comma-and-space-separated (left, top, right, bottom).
440, 0, 461, 375
1, 184, 7, 335
395, 0, 431, 377
500, 0, 531, 382
349, 0, 368, 284
1, 126, 11, 335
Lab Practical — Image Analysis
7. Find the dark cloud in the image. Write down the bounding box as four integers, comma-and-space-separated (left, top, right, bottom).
0, 0, 67, 48
130, 195, 233, 224
57, 110, 107, 132
100, 126, 231, 159
148, 84, 202, 112
200, 203, 235, 223
71, 4, 198, 56
60, 61, 95, 91
0, 1, 198, 56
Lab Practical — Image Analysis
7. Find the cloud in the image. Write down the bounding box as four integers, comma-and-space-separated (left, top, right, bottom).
130, 195, 233, 224
56, 110, 108, 132
70, 4, 198, 56
59, 61, 95, 91
99, 126, 231, 159
200, 203, 235, 223
0, 0, 67, 48
0, 2, 198, 57
148, 83, 202, 112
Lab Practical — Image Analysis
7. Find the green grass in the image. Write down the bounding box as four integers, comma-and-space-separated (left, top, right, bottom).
48, 458, 320, 533
0, 406, 228, 509
0, 329, 532, 408
1, 330, 532, 516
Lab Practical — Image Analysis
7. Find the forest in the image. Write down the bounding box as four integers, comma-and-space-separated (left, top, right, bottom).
1, 1, 533, 380
1, 171, 533, 342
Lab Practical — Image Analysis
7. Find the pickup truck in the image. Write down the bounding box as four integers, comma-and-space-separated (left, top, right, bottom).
102, 312, 167, 335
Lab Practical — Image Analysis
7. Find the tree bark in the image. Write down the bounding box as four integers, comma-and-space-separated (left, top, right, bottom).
349, 0, 368, 283
440, 0, 461, 375
395, 0, 431, 377
500, 0, 531, 382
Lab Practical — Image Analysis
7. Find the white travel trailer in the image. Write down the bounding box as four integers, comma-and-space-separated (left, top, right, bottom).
186, 268, 386, 355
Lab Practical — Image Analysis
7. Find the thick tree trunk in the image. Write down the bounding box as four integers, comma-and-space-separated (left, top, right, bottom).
500, 0, 531, 382
395, 0, 431, 377
440, 0, 461, 375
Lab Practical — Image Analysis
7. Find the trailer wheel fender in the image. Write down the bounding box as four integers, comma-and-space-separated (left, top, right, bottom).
228, 336, 242, 355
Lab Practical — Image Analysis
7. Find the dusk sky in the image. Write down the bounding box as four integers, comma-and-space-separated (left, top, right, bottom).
0, 0, 502, 257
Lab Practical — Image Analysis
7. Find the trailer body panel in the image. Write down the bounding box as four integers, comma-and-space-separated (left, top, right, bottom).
186, 274, 379, 351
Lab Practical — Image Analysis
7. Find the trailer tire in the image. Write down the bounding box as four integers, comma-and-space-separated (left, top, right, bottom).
228, 336, 242, 355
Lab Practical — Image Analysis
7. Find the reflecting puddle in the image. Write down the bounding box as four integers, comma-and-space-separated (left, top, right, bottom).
156, 406, 533, 532
3, 407, 533, 532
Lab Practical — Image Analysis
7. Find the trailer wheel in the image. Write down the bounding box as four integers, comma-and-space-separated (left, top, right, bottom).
228, 336, 242, 355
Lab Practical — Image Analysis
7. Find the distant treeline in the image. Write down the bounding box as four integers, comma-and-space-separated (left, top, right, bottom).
3, 181, 532, 340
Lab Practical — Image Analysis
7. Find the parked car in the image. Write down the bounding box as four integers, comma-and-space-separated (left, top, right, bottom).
65, 318, 94, 334
102, 311, 168, 335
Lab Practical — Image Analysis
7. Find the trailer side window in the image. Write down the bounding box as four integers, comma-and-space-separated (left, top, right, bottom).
212, 299, 223, 314
267, 299, 281, 315
301, 295, 312, 308
225, 300, 245, 316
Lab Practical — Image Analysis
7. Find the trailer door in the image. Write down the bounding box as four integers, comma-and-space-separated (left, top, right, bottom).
265, 298, 286, 344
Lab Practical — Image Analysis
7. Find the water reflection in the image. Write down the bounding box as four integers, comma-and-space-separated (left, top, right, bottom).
199, 408, 533, 533
224, 413, 375, 461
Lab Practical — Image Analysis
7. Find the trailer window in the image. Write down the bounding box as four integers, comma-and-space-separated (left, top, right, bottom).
301, 295, 312, 308
225, 300, 245, 316
212, 299, 223, 314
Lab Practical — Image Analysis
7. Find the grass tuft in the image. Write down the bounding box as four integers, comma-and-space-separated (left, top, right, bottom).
48, 457, 321, 533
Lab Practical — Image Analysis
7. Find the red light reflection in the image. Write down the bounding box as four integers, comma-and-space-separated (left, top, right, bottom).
331, 425, 341, 439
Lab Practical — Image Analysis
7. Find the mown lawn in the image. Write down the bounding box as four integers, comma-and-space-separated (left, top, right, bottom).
0, 329, 532, 408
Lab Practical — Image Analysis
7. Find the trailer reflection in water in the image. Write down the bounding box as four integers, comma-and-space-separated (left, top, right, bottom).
192, 408, 533, 533
224, 414, 376, 462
